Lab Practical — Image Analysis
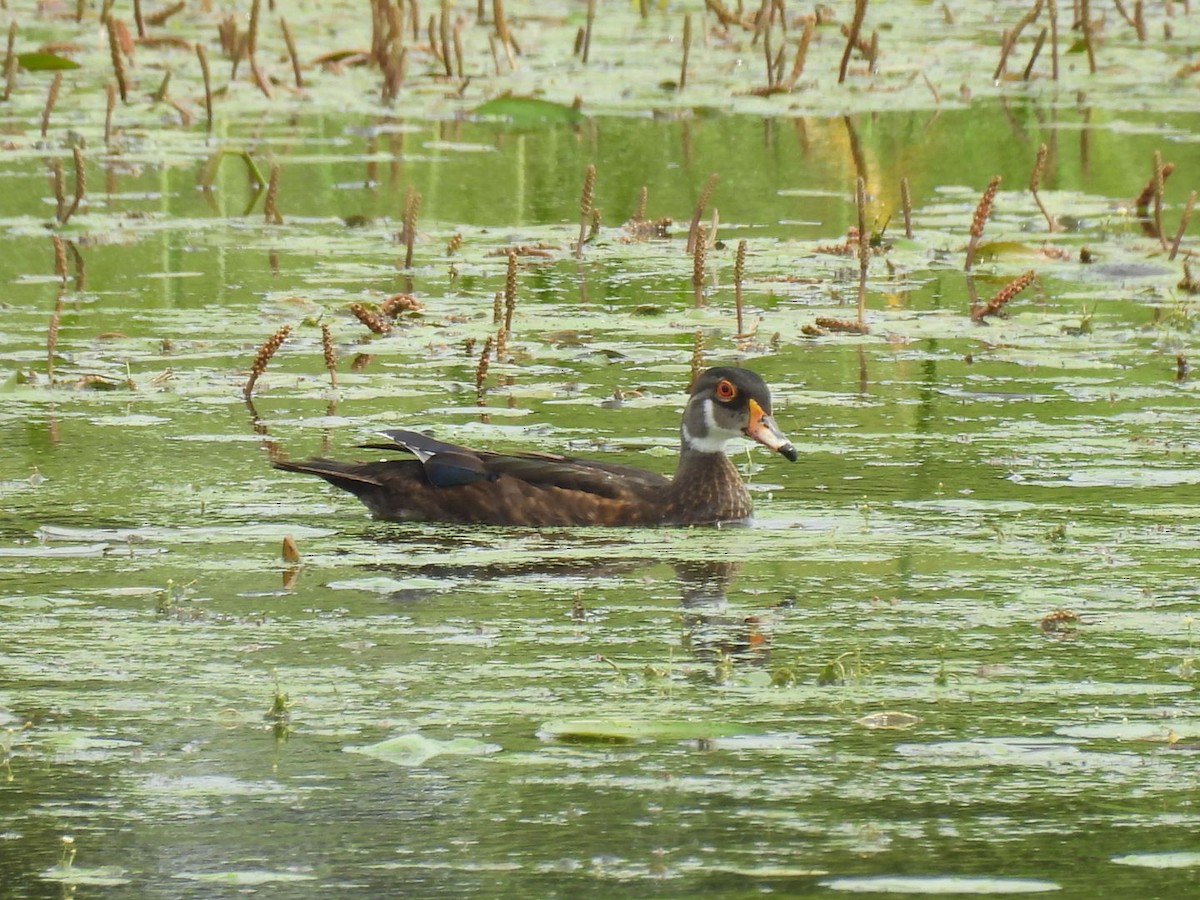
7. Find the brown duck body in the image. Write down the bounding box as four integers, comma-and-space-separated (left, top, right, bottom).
273, 367, 795, 527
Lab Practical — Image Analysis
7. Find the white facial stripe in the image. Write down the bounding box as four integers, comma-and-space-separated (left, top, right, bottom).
682, 398, 735, 454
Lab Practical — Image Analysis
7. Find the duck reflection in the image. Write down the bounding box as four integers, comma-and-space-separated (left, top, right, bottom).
332, 545, 775, 670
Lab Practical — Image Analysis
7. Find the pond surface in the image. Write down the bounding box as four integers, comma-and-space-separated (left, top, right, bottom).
3, 1, 1200, 897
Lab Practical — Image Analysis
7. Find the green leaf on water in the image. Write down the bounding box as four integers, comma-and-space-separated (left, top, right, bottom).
538, 717, 748, 743
473, 95, 586, 125
17, 52, 81, 71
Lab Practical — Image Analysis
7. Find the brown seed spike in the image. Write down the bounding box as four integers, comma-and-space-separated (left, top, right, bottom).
972, 269, 1036, 320
814, 317, 871, 334
50, 159, 66, 223
51, 234, 68, 282
349, 303, 392, 335
734, 239, 747, 337
686, 172, 718, 255
504, 251, 517, 334
320, 322, 337, 387
692, 235, 706, 289
964, 175, 1001, 272
244, 325, 292, 401
40, 72, 63, 139
1135, 162, 1174, 214
577, 163, 596, 259
403, 186, 422, 268
47, 289, 65, 379
264, 163, 282, 224
900, 176, 913, 238
633, 185, 648, 221
106, 17, 129, 103
60, 146, 86, 227
475, 335, 493, 401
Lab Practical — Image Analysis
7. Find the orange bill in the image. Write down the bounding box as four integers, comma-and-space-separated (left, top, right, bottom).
745, 399, 797, 462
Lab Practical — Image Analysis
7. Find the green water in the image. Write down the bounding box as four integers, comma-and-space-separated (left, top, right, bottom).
3, 1, 1200, 896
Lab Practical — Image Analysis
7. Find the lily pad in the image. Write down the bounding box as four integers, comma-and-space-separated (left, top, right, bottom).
344, 733, 501, 766
1111, 852, 1200, 869
538, 717, 749, 743
821, 875, 1061, 894
473, 96, 586, 125
40, 866, 130, 886
18, 52, 80, 71
175, 870, 315, 885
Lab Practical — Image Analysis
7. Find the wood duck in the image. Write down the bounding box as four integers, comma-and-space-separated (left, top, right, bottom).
273, 367, 795, 526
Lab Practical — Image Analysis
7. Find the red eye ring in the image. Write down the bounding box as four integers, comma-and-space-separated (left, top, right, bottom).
716, 379, 736, 400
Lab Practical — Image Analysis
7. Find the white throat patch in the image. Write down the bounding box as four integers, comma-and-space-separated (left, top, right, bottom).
682, 398, 734, 454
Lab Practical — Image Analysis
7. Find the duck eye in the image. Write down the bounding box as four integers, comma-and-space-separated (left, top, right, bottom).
715, 379, 736, 400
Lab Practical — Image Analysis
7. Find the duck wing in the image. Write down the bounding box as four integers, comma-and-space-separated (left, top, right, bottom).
366, 429, 671, 500
275, 429, 672, 525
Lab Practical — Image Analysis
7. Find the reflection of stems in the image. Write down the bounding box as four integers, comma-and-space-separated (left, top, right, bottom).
1153, 151, 1168, 250
1169, 191, 1196, 261
686, 173, 718, 256
3, 22, 17, 103
856, 177, 868, 325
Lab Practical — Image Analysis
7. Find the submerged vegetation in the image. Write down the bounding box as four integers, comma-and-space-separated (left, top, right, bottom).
2, 0, 1200, 897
